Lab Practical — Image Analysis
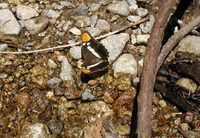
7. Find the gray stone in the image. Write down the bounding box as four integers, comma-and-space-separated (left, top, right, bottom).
48, 59, 57, 69
19, 123, 50, 138
44, 10, 61, 19
98, 0, 112, 5
95, 19, 110, 31
24, 17, 49, 35
0, 9, 21, 35
177, 35, 200, 55
88, 3, 101, 11
81, 89, 96, 101
101, 33, 129, 62
78, 3, 87, 9
90, 15, 98, 27
69, 46, 82, 60
47, 77, 61, 88
16, 5, 39, 20
62, 21, 72, 31
58, 56, 75, 82
59, 1, 75, 8
136, 8, 148, 17
113, 54, 137, 78
83, 27, 101, 37
107, 1, 130, 16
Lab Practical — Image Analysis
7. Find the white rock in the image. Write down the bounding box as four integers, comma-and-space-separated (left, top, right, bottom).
127, 0, 138, 11
69, 27, 81, 35
19, 123, 50, 138
136, 8, 148, 17
44, 10, 60, 19
158, 100, 167, 108
136, 34, 150, 44
0, 9, 21, 35
101, 33, 129, 62
0, 44, 8, 51
69, 46, 82, 59
176, 78, 197, 93
177, 35, 200, 55
127, 15, 141, 22
127, 0, 137, 5
16, 5, 39, 20
112, 54, 137, 78
0, 3, 9, 9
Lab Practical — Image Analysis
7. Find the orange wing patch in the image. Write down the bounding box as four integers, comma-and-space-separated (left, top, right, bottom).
82, 32, 92, 42
81, 68, 91, 73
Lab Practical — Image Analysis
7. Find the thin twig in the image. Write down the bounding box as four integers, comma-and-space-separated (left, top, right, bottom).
156, 16, 200, 72
178, 20, 200, 36
177, 128, 190, 138
8, 43, 28, 50
0, 17, 149, 55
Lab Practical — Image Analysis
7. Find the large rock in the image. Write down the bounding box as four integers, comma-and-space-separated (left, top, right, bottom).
101, 33, 129, 62
177, 35, 200, 55
0, 9, 21, 35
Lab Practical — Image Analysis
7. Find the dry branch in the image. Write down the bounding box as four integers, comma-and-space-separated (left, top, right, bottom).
156, 16, 200, 72
136, 0, 179, 137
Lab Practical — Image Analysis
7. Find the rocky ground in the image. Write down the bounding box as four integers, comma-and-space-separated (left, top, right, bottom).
0, 0, 200, 137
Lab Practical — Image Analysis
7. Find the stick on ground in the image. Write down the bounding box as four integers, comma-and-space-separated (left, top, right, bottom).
136, 0, 179, 137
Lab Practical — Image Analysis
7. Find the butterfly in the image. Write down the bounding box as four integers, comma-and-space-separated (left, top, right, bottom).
81, 31, 109, 75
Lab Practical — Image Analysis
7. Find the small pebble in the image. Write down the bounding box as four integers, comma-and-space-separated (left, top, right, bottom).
107, 1, 130, 16
136, 34, 150, 45
45, 9, 61, 19
69, 27, 81, 35
88, 3, 101, 11
0, 44, 8, 51
69, 46, 82, 60
81, 89, 96, 101
127, 15, 141, 22
136, 8, 148, 17
158, 100, 167, 108
95, 19, 111, 31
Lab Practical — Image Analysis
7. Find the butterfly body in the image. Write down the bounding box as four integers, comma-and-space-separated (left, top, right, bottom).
81, 31, 109, 74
